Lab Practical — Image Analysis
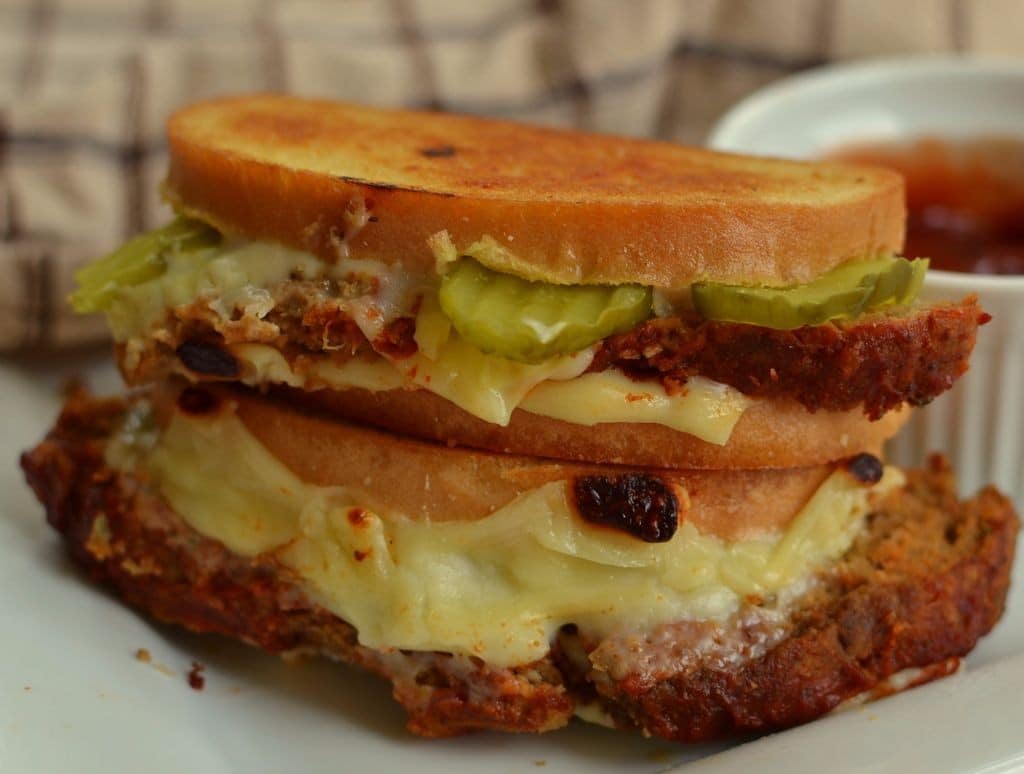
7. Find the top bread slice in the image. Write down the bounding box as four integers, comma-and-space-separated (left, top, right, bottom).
165, 95, 904, 288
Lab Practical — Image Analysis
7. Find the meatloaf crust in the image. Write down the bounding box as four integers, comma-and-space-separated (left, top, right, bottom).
21, 390, 1018, 741
594, 298, 988, 419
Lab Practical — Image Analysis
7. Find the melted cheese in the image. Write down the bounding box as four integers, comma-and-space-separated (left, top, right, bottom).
105, 240, 422, 343
234, 344, 406, 393
106, 242, 322, 341
392, 337, 595, 426
117, 403, 904, 668
519, 371, 752, 445
396, 284, 596, 425
230, 342, 748, 442
231, 340, 592, 427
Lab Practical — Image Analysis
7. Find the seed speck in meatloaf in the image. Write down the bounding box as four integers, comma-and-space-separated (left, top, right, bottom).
20, 390, 1018, 741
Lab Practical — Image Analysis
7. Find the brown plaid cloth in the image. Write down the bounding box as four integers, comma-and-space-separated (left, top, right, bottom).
1, 0, 1018, 351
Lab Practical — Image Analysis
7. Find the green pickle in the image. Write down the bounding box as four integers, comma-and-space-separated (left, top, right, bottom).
439, 258, 652, 363
691, 256, 928, 330
71, 216, 220, 312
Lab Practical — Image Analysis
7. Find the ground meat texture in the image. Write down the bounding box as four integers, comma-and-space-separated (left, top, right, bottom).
592, 300, 987, 420
372, 317, 418, 358
263, 302, 370, 354
21, 391, 1018, 741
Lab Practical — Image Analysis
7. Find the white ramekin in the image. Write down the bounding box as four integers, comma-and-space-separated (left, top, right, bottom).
708, 57, 1024, 504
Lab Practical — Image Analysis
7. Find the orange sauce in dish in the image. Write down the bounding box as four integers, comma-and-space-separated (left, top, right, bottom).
834, 138, 1024, 275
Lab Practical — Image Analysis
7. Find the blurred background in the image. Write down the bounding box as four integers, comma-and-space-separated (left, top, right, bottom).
0, 0, 1020, 351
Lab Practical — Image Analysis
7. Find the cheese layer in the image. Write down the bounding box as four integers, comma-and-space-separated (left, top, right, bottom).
112, 400, 903, 667
234, 342, 749, 443
106, 239, 751, 438
520, 370, 752, 444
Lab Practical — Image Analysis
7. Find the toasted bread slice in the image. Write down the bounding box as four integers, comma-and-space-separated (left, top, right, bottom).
22, 392, 1018, 741
278, 385, 909, 471
166, 95, 904, 288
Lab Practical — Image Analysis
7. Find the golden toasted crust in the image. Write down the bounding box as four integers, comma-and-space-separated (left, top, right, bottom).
160, 383, 853, 541
286, 385, 908, 469
165, 95, 904, 287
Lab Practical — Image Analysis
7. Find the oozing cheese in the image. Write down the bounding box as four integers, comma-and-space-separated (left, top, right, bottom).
116, 402, 904, 668
519, 370, 753, 445
394, 336, 595, 426
234, 344, 407, 393
233, 341, 591, 427
106, 241, 324, 341
230, 342, 749, 442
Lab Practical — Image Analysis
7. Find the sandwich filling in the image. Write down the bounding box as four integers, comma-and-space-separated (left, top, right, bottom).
75, 218, 942, 439
107, 393, 903, 667
87, 229, 756, 436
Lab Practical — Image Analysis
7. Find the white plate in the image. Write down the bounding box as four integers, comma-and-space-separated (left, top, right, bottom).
2, 354, 1022, 774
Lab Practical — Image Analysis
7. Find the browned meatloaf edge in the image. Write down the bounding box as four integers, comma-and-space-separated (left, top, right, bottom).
20, 390, 1019, 741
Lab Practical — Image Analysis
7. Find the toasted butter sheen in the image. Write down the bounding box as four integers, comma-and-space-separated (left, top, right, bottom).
117, 402, 904, 667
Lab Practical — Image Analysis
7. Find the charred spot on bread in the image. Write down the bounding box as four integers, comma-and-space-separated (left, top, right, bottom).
176, 339, 240, 378
335, 176, 458, 197
846, 453, 884, 484
420, 145, 457, 158
571, 474, 678, 543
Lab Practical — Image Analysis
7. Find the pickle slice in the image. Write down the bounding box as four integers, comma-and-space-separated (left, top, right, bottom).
691, 257, 928, 330
71, 217, 221, 312
438, 258, 652, 363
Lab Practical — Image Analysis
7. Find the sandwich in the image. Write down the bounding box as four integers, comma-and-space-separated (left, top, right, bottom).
21, 95, 1018, 741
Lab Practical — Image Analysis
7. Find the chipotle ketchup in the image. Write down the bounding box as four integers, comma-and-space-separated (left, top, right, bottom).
834, 138, 1024, 275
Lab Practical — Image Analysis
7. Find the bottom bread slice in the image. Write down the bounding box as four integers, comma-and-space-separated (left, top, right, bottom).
21, 389, 1019, 741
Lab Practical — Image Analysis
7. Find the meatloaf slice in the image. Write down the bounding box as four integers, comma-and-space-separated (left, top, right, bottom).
116, 292, 986, 421
593, 298, 988, 419
20, 390, 1018, 741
